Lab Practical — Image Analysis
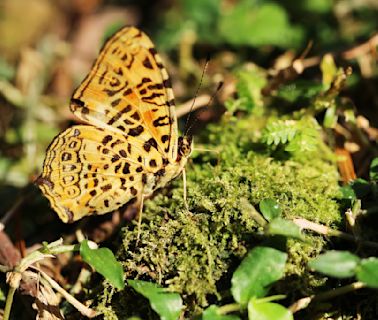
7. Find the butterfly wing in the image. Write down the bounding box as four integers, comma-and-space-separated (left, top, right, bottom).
70, 26, 179, 162
38, 27, 182, 222
37, 125, 168, 222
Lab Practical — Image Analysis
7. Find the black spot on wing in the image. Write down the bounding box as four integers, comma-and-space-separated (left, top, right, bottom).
108, 105, 132, 125
161, 135, 169, 143
129, 125, 144, 136
141, 92, 165, 102
143, 138, 158, 152
102, 135, 112, 145
71, 98, 85, 107
101, 184, 112, 191
130, 187, 137, 196
153, 116, 170, 127
149, 159, 157, 167
149, 47, 157, 55
111, 155, 120, 163
154, 169, 165, 177
130, 112, 140, 121
143, 57, 153, 69
123, 162, 130, 174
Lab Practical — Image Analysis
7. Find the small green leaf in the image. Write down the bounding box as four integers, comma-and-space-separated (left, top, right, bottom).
276, 80, 323, 103
235, 67, 267, 115
302, 0, 333, 13
259, 199, 282, 221
248, 300, 293, 320
309, 251, 360, 278
266, 218, 304, 240
231, 246, 287, 305
343, 109, 356, 123
356, 258, 378, 288
261, 120, 298, 146
225, 97, 249, 114
285, 127, 319, 153
320, 54, 337, 88
203, 306, 240, 320
340, 185, 356, 201
219, 1, 303, 48
369, 158, 378, 182
128, 280, 183, 320
80, 240, 124, 290
323, 105, 337, 128
0, 57, 15, 80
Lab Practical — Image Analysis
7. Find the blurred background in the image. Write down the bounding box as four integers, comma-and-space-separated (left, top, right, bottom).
0, 0, 376, 244
0, 0, 377, 266
0, 0, 378, 318
0, 0, 377, 245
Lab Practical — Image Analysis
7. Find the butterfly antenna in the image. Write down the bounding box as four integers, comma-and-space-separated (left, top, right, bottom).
184, 54, 211, 135
185, 81, 223, 137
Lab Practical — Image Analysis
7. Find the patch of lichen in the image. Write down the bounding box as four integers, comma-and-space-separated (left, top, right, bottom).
98, 113, 341, 318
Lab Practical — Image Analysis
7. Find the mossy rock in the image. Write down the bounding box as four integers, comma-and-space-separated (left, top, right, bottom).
97, 113, 341, 319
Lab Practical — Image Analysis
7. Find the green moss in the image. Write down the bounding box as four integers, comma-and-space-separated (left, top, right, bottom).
98, 113, 341, 319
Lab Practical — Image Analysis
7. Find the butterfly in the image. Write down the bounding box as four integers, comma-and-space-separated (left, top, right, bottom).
37, 26, 192, 223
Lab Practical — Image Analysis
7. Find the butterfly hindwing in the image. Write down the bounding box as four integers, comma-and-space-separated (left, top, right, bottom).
37, 125, 150, 222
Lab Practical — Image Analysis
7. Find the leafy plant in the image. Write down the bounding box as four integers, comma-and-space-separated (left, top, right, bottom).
261, 118, 320, 153
80, 240, 124, 290
201, 246, 292, 319
219, 1, 304, 48
128, 280, 183, 320
1, 239, 124, 320
309, 251, 378, 288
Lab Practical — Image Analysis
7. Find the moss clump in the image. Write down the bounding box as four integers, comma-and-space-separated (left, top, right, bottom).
98, 114, 341, 319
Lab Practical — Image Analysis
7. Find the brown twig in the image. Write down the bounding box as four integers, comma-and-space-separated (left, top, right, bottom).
176, 94, 211, 118
299, 33, 378, 70
342, 34, 378, 60
293, 218, 378, 249
289, 281, 366, 313
264, 33, 378, 95
31, 266, 98, 318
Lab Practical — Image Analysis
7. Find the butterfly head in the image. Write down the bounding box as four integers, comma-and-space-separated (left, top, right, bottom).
178, 136, 193, 159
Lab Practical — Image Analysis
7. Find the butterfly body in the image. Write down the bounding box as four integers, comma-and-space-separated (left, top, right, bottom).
37, 27, 191, 223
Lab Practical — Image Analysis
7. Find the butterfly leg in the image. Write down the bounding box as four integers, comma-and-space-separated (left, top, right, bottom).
136, 194, 145, 243
182, 168, 189, 210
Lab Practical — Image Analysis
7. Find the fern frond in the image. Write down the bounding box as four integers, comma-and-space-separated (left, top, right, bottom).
261, 118, 320, 153
261, 120, 298, 146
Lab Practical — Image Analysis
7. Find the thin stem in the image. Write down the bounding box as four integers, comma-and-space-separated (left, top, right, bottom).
342, 34, 378, 60
314, 281, 365, 301
293, 218, 378, 249
3, 286, 16, 320
289, 281, 366, 313
217, 303, 240, 315
176, 94, 211, 118
43, 244, 79, 255
240, 198, 267, 227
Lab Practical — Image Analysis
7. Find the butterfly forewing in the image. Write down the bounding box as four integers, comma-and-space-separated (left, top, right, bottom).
70, 27, 178, 161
